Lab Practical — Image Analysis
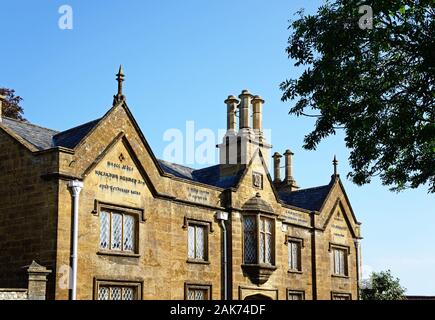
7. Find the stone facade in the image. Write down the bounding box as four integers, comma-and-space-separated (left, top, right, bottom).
0, 80, 362, 300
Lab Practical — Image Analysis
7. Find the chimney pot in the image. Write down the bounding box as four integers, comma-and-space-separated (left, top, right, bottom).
252, 95, 265, 136
284, 149, 295, 184
238, 90, 253, 130
224, 95, 239, 132
272, 152, 282, 183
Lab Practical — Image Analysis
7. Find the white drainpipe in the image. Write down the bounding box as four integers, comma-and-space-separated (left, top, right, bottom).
216, 211, 229, 300
68, 180, 83, 300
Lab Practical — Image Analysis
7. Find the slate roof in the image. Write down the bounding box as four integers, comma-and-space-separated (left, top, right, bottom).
158, 160, 245, 189
1, 117, 101, 150
53, 119, 101, 149
1, 117, 58, 150
279, 183, 333, 211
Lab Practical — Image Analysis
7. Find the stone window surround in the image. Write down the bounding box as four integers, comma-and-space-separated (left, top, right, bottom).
287, 289, 305, 300
331, 291, 352, 300
94, 200, 144, 258
184, 282, 212, 300
93, 278, 143, 300
286, 236, 304, 274
242, 213, 277, 267
183, 217, 213, 265
329, 243, 350, 278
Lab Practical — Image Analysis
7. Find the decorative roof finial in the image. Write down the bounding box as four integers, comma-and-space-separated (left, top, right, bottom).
333, 155, 338, 177
113, 65, 126, 105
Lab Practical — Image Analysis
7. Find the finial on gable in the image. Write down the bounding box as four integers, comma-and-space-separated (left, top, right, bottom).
332, 155, 339, 178
113, 65, 126, 106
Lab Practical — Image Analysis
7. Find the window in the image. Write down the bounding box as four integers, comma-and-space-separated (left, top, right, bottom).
100, 210, 136, 253
332, 292, 351, 300
188, 224, 208, 261
96, 281, 141, 300
332, 247, 348, 276
287, 290, 305, 300
185, 284, 211, 300
243, 215, 274, 265
288, 239, 302, 272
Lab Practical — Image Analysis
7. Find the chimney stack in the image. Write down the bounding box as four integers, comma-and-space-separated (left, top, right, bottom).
272, 152, 282, 183
238, 90, 253, 130
0, 94, 5, 123
252, 95, 264, 139
224, 95, 239, 132
284, 149, 297, 186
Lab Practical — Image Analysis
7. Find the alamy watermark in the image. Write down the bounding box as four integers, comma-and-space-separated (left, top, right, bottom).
358, 5, 373, 30
58, 5, 73, 30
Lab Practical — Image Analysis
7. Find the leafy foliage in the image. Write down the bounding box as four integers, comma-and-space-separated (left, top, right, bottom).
0, 88, 25, 120
281, 0, 434, 192
361, 270, 406, 300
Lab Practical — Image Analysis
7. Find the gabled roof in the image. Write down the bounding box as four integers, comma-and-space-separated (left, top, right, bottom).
279, 182, 333, 212
1, 115, 338, 213
1, 117, 58, 151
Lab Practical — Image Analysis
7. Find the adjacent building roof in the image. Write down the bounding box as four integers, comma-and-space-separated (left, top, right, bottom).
1, 117, 58, 151
279, 183, 333, 212
1, 116, 334, 212
53, 118, 101, 149
1, 116, 101, 150
158, 160, 245, 189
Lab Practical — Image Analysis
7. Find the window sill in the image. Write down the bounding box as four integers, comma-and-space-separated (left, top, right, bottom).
288, 270, 303, 275
97, 250, 140, 258
331, 274, 349, 279
187, 259, 210, 265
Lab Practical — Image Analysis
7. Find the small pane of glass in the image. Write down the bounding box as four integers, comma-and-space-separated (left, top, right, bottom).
123, 215, 135, 251
111, 287, 122, 300
244, 216, 257, 264
111, 213, 122, 250
188, 226, 195, 259
98, 287, 109, 300
196, 226, 205, 260
100, 212, 110, 249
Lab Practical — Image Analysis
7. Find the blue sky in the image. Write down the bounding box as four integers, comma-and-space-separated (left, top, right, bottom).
1, 0, 434, 295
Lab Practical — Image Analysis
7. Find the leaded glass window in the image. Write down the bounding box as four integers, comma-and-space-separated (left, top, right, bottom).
288, 291, 304, 300
259, 217, 273, 265
99, 210, 136, 253
186, 285, 210, 300
244, 215, 274, 265
187, 224, 207, 261
98, 285, 138, 300
243, 216, 257, 264
288, 240, 301, 271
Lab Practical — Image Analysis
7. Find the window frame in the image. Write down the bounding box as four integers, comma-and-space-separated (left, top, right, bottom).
94, 279, 142, 300
242, 214, 276, 267
186, 222, 209, 263
184, 283, 212, 300
286, 237, 303, 273
329, 243, 350, 277
331, 292, 352, 300
287, 289, 305, 300
97, 203, 141, 257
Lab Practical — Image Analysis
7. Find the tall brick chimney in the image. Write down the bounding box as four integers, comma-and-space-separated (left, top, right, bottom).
224, 95, 239, 133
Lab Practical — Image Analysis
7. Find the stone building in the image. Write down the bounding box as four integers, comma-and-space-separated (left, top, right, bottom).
0, 68, 362, 300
